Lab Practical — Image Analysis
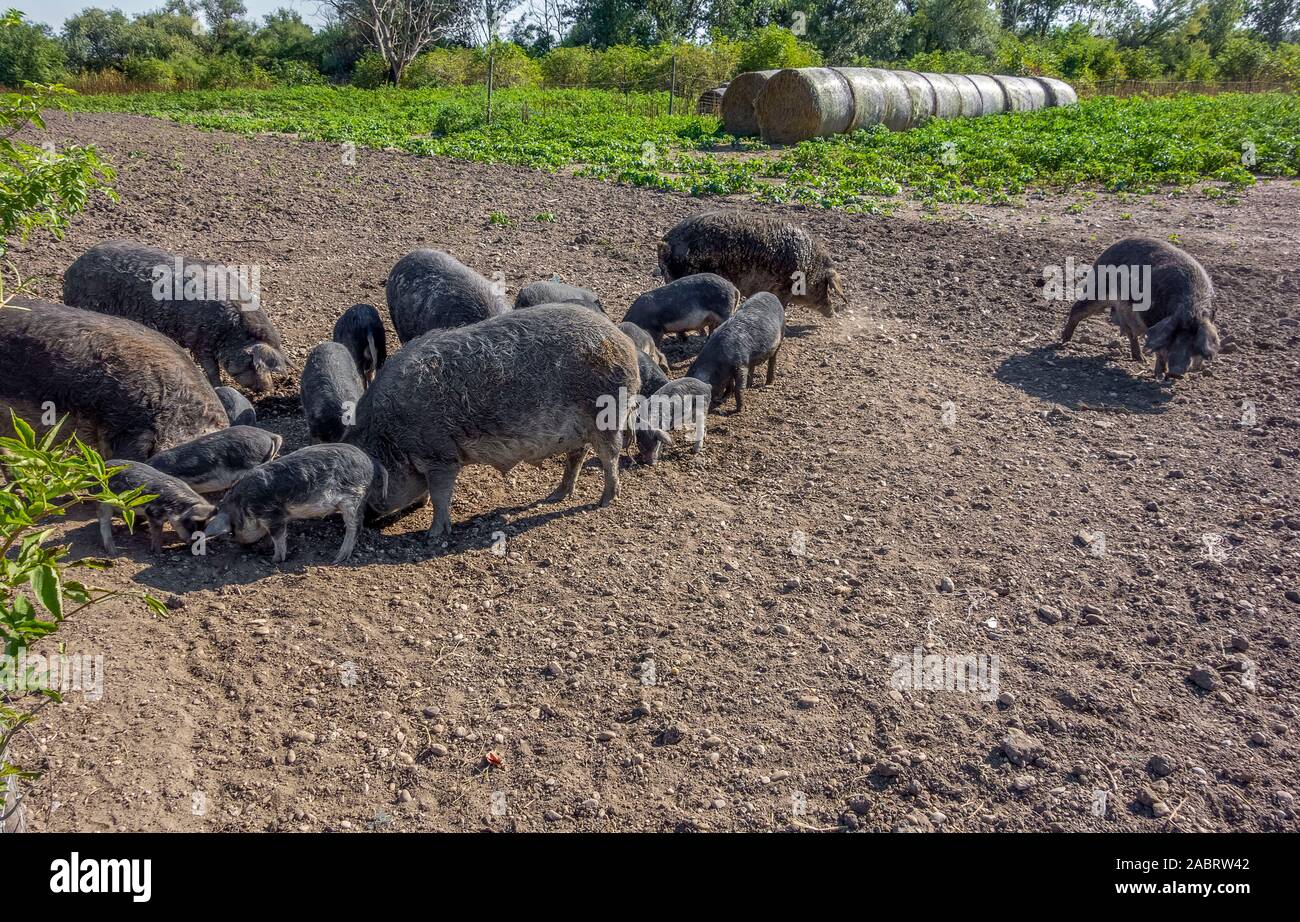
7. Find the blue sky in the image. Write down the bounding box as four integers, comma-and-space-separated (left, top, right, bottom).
16, 1, 329, 31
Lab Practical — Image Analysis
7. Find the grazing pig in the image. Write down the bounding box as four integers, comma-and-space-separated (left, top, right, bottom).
204, 444, 387, 564
632, 351, 671, 459
215, 386, 257, 426
98, 459, 215, 554
617, 321, 670, 373
658, 211, 845, 317
515, 280, 606, 314
301, 341, 364, 443
636, 377, 712, 464
386, 249, 507, 344
63, 240, 287, 392
686, 292, 785, 413
148, 425, 282, 493
623, 275, 739, 345
347, 306, 639, 537
0, 298, 227, 459
332, 303, 386, 385
1059, 237, 1219, 380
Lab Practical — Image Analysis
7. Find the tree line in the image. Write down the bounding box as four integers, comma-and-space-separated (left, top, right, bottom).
1, 0, 1297, 92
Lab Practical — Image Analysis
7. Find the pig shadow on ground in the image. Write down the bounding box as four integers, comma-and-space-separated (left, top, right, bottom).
995, 345, 1173, 414
782, 322, 819, 339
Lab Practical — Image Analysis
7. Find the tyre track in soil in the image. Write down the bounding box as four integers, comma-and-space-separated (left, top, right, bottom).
7, 110, 1299, 832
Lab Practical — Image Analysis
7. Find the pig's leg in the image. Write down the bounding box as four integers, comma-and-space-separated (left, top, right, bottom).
334, 499, 362, 564
747, 362, 761, 387
766, 347, 779, 385
1127, 330, 1142, 362
147, 515, 165, 553
1153, 354, 1167, 381
732, 368, 747, 413
1060, 299, 1102, 344
199, 351, 223, 386
424, 465, 459, 538
98, 504, 117, 555
270, 522, 289, 562
548, 449, 587, 503
591, 431, 621, 507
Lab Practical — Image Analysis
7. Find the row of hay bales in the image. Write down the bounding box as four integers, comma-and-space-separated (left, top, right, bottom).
721, 67, 1078, 144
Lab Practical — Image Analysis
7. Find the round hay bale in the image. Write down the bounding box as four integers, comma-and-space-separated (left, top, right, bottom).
697, 84, 728, 116
894, 71, 936, 128
721, 70, 777, 136
992, 75, 1035, 112
833, 67, 888, 132
1034, 76, 1078, 107
946, 74, 984, 117
967, 74, 1008, 116
1020, 77, 1049, 109
862, 68, 914, 131
754, 67, 854, 145
920, 73, 963, 120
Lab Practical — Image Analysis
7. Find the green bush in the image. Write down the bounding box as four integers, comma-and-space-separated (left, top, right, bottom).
266, 58, 327, 87
1216, 34, 1274, 81
995, 34, 1062, 77
737, 25, 822, 73
122, 55, 174, 89
902, 48, 992, 74
470, 43, 538, 88
351, 51, 390, 89
651, 40, 739, 94
588, 44, 656, 89
404, 47, 473, 88
0, 18, 65, 86
1119, 47, 1164, 81
540, 46, 593, 87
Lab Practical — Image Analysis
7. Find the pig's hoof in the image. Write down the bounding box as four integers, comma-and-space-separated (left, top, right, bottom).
544, 489, 572, 504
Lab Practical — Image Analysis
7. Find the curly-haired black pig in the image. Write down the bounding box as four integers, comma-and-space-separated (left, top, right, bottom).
63, 240, 287, 392
332, 303, 386, 386
301, 341, 365, 443
1059, 236, 1219, 380
623, 274, 738, 345
147, 425, 282, 493
636, 377, 712, 464
658, 212, 845, 317
617, 321, 670, 373
215, 386, 257, 426
386, 249, 507, 344
686, 292, 785, 413
514, 280, 606, 314
1, 298, 227, 459
99, 459, 215, 554
346, 306, 639, 537
204, 443, 387, 564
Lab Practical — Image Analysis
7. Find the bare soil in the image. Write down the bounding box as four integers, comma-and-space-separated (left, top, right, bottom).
9, 111, 1300, 832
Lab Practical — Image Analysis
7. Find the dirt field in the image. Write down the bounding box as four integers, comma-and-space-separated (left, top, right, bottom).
9, 111, 1299, 832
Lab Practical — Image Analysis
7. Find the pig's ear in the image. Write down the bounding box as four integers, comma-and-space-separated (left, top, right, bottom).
830, 270, 847, 303
1145, 317, 1177, 352
1195, 318, 1220, 357
252, 344, 287, 375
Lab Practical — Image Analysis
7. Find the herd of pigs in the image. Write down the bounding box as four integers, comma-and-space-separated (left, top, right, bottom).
0, 209, 1221, 566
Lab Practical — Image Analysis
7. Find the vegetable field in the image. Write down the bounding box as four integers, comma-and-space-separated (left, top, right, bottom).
70, 86, 1300, 211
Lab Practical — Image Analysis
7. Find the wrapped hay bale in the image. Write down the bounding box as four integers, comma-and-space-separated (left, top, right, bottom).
1034, 77, 1078, 107
721, 70, 778, 136
894, 71, 937, 127
833, 67, 891, 132
967, 74, 1008, 115
754, 67, 855, 144
947, 74, 984, 117
854, 67, 913, 131
992, 75, 1036, 112
1020, 77, 1049, 109
697, 84, 728, 116
920, 73, 963, 119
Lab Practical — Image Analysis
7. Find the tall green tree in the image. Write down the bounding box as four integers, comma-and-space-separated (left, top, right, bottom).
1246, 0, 1300, 43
